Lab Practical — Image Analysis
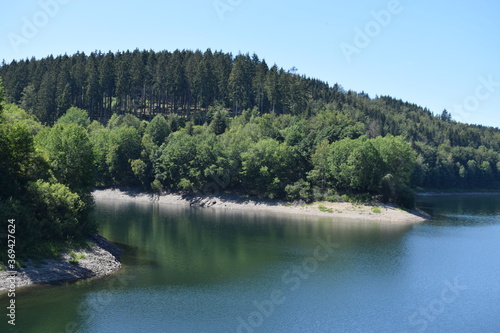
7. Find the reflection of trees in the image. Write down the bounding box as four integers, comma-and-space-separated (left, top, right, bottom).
417, 196, 500, 226
97, 202, 280, 285
95, 201, 412, 285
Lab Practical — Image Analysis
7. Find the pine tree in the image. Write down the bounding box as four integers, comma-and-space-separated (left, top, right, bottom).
35, 72, 56, 123
85, 54, 101, 120
229, 54, 254, 116
99, 51, 115, 120
265, 65, 280, 113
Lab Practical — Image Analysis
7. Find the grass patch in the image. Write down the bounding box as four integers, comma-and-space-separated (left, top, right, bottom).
10, 239, 88, 263
371, 206, 381, 214
318, 205, 334, 213
69, 251, 86, 265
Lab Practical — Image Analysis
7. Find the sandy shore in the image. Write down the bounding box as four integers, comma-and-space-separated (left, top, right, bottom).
93, 188, 430, 224
0, 234, 121, 292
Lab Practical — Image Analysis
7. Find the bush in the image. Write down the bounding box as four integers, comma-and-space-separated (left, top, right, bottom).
28, 180, 95, 240
380, 173, 415, 209
394, 184, 416, 209
178, 178, 195, 192
285, 179, 312, 201
56, 107, 91, 128
340, 193, 372, 204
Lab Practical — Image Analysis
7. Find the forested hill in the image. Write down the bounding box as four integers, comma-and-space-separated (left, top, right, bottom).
1, 49, 500, 201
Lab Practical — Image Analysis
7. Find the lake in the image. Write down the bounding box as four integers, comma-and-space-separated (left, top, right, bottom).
3, 195, 500, 332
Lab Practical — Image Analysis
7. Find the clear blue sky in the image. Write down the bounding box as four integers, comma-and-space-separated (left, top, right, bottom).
1, 0, 499, 128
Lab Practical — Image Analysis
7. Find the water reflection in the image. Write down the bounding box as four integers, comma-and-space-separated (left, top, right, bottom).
95, 201, 413, 287
7, 196, 500, 332
417, 195, 500, 227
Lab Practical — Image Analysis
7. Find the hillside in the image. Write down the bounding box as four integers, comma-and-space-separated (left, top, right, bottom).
1, 49, 499, 214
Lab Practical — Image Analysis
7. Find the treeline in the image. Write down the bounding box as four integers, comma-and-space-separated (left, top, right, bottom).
0, 49, 499, 198
1, 49, 499, 149
0, 49, 335, 125
1, 102, 418, 209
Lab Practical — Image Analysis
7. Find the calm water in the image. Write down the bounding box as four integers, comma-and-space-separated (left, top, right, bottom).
2, 195, 500, 333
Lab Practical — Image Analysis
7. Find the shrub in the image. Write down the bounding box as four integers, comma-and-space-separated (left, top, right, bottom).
285, 179, 312, 201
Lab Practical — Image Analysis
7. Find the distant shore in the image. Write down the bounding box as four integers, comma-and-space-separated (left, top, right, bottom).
93, 188, 430, 224
417, 191, 500, 197
0, 234, 121, 293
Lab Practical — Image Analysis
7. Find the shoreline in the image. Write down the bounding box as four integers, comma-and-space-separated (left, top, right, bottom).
0, 234, 121, 293
417, 191, 500, 197
93, 188, 430, 224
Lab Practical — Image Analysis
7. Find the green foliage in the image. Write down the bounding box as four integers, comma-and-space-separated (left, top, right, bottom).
56, 107, 91, 127
0, 78, 95, 257
89, 125, 112, 185
326, 136, 417, 207
145, 114, 170, 145
1, 49, 499, 217
20, 84, 37, 116
285, 179, 312, 201
372, 135, 416, 186
309, 108, 365, 145
108, 113, 141, 130
107, 126, 141, 184
345, 140, 384, 193
151, 179, 163, 194
0, 122, 47, 198
28, 180, 92, 240
318, 205, 333, 213
2, 103, 44, 134
208, 106, 228, 135
240, 138, 299, 198
69, 251, 86, 264
309, 140, 330, 191
35, 123, 95, 193
154, 130, 200, 189
167, 114, 183, 133
131, 158, 148, 187
178, 178, 195, 192
0, 76, 5, 106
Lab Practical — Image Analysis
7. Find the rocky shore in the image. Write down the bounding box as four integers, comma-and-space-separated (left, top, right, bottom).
93, 188, 429, 224
0, 234, 122, 292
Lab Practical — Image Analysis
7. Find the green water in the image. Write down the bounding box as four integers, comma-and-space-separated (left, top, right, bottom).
2, 195, 500, 332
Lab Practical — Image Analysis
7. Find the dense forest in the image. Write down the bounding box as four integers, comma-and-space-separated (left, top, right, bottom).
1, 49, 500, 252
0, 79, 95, 257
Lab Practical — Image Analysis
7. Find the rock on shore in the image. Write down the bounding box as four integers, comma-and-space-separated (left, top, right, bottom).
0, 234, 121, 292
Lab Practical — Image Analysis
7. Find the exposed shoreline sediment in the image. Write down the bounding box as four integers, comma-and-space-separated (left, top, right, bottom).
0, 234, 121, 293
93, 188, 430, 224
